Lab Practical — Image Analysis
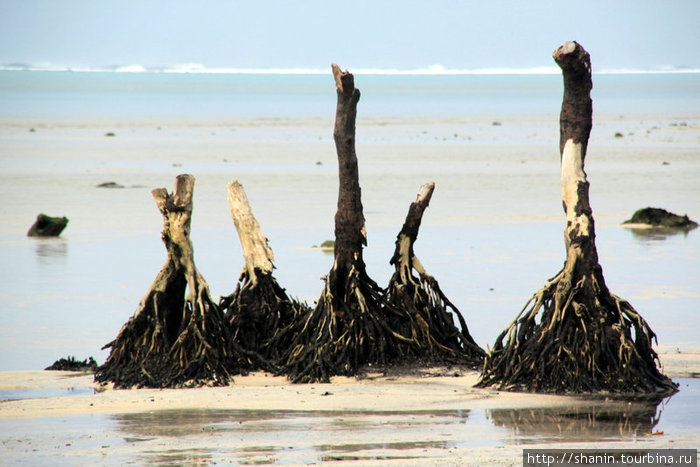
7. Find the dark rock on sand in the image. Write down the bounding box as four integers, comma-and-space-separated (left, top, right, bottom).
27, 214, 69, 237
96, 181, 124, 188
45, 356, 98, 372
623, 207, 697, 229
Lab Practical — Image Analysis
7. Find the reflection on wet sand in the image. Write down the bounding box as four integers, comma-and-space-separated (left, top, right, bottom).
32, 237, 68, 262
2, 382, 695, 465
487, 400, 662, 443
624, 225, 697, 243
107, 400, 677, 464
111, 409, 471, 464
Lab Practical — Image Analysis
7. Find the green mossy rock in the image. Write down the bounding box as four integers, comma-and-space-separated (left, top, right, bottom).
623, 207, 697, 229
27, 214, 69, 237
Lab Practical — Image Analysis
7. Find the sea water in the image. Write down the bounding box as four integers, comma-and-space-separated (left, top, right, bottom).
0, 70, 698, 371
2, 71, 699, 120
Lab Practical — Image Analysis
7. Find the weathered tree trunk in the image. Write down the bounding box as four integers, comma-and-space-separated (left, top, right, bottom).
477, 42, 677, 396
96, 175, 253, 388
386, 182, 485, 368
278, 65, 400, 383
220, 180, 307, 362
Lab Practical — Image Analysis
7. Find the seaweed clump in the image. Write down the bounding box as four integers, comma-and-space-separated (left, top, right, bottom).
623, 207, 697, 229
45, 356, 98, 372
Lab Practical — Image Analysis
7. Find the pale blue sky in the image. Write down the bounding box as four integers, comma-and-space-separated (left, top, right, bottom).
1, 0, 699, 71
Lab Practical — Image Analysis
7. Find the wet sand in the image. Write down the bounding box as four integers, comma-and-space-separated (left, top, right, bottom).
1, 114, 698, 464
2, 115, 699, 369
0, 352, 698, 465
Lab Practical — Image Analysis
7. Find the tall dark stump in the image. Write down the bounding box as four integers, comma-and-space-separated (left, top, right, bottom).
477, 42, 677, 397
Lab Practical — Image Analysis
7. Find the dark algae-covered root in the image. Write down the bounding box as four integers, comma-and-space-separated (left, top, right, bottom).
477, 42, 677, 397
95, 175, 257, 389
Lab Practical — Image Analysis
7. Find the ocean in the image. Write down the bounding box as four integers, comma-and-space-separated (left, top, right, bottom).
2, 70, 700, 121
0, 70, 698, 371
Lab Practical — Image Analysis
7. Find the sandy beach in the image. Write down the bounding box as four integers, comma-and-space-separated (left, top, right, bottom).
1, 350, 698, 465
1, 0, 700, 461
1, 73, 698, 464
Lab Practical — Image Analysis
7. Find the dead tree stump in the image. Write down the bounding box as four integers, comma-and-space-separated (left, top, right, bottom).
277, 65, 402, 383
220, 180, 308, 362
95, 175, 253, 388
477, 42, 677, 396
386, 182, 485, 368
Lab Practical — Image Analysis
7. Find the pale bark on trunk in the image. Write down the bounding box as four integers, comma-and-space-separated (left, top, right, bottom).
220, 180, 305, 362
226, 180, 275, 281
96, 175, 251, 388
477, 42, 676, 396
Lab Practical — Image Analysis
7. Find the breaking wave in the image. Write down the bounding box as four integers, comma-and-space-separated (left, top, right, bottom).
2, 63, 699, 75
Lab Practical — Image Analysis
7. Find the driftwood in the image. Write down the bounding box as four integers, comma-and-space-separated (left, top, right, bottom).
276, 65, 404, 383
477, 42, 677, 396
95, 175, 254, 388
385, 182, 485, 368
219, 180, 308, 362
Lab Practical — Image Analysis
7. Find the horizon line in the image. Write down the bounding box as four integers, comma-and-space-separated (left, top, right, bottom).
1, 63, 699, 76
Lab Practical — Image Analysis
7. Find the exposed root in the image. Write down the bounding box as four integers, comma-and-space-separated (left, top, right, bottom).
387, 267, 485, 366
477, 267, 677, 395
220, 269, 309, 363
385, 182, 485, 368
478, 42, 676, 397
96, 260, 251, 389
220, 180, 310, 364
95, 175, 256, 389
274, 64, 407, 383
278, 264, 400, 383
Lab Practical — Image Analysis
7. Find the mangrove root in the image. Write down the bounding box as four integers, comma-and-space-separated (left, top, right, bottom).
276, 64, 407, 383
477, 42, 677, 396
386, 182, 485, 368
219, 180, 309, 363
95, 174, 255, 389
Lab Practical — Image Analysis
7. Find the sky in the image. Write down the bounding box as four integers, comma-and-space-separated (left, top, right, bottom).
1, 0, 699, 72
